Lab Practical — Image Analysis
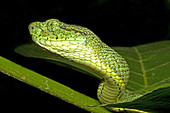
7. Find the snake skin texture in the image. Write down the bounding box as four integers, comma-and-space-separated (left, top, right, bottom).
28, 19, 146, 112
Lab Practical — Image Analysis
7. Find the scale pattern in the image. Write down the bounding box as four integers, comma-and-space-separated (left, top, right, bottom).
28, 19, 140, 112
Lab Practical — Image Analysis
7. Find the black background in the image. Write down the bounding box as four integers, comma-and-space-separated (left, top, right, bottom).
0, 0, 170, 112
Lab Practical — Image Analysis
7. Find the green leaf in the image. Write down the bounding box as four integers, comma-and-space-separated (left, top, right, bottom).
15, 40, 170, 95
103, 87, 170, 113
113, 40, 170, 94
0, 56, 111, 113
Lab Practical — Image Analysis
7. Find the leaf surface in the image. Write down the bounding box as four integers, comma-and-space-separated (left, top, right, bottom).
104, 87, 170, 113
15, 40, 170, 94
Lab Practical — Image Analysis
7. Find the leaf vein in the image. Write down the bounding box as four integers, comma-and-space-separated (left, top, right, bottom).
125, 57, 139, 63
128, 80, 144, 88
133, 47, 147, 88
146, 62, 170, 72
130, 71, 143, 76
151, 77, 170, 87
142, 46, 170, 55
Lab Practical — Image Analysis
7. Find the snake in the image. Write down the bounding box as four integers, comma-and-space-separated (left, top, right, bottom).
28, 19, 147, 113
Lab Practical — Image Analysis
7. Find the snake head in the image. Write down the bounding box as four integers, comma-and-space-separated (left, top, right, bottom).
28, 19, 102, 50
28, 19, 90, 41
28, 19, 62, 43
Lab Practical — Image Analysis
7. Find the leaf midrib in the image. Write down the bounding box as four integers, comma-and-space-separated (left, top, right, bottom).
126, 45, 170, 90
127, 46, 170, 90
133, 47, 148, 88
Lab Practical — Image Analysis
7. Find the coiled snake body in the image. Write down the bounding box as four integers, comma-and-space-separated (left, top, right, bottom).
29, 19, 143, 112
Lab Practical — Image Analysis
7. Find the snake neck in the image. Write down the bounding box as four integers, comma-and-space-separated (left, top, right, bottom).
97, 81, 143, 104
34, 38, 131, 104
29, 19, 132, 105
97, 81, 121, 104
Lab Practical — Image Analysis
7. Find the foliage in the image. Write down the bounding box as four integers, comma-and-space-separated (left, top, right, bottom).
1, 40, 170, 112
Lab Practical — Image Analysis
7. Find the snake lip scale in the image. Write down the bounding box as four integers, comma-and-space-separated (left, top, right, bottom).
29, 19, 146, 113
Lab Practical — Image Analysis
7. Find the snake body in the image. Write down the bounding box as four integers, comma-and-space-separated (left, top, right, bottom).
29, 19, 143, 112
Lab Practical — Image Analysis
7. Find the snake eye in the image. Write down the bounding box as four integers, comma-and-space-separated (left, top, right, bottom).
28, 23, 36, 33
46, 19, 60, 32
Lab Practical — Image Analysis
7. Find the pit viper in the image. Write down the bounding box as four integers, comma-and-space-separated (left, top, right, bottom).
28, 19, 148, 113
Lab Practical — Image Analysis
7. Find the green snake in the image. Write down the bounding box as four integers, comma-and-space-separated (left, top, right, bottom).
28, 19, 146, 112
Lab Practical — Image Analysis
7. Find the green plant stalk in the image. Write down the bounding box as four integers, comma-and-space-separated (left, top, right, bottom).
0, 56, 111, 113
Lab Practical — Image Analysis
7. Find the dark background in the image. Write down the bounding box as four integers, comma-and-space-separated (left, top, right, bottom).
0, 0, 170, 112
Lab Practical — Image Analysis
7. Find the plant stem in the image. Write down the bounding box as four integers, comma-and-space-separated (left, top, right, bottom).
0, 56, 111, 113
